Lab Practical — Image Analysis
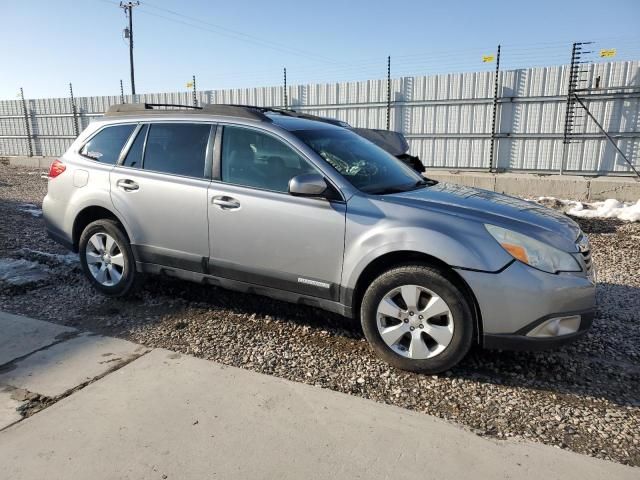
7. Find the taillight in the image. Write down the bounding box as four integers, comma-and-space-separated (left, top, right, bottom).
48, 159, 66, 178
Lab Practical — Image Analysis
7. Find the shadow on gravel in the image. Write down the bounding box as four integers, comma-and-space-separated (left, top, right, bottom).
570, 216, 625, 234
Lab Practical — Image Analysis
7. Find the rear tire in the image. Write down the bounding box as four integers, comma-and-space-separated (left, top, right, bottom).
360, 265, 473, 374
79, 219, 138, 297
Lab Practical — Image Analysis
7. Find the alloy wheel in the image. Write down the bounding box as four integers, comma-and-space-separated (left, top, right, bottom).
85, 232, 125, 287
375, 284, 454, 359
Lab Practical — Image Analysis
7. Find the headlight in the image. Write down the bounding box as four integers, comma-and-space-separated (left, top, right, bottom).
485, 224, 581, 274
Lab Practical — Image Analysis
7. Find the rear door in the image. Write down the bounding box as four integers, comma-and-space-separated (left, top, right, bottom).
207, 124, 346, 300
110, 122, 214, 272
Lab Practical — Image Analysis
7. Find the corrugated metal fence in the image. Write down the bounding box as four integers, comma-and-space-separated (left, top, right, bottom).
1, 60, 638, 174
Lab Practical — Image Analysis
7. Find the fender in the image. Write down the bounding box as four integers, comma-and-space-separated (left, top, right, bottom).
66, 190, 135, 247
341, 196, 514, 299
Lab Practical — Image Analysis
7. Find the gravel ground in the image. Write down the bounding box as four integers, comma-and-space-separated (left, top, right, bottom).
1, 163, 639, 466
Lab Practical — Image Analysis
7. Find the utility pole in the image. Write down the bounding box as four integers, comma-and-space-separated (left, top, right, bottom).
120, 1, 140, 96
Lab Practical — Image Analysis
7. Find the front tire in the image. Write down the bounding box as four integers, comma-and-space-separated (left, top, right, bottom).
360, 265, 473, 374
79, 219, 137, 297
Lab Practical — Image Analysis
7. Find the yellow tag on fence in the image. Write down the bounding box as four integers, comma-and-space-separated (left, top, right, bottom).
482, 55, 495, 63
600, 49, 616, 58
186, 81, 194, 88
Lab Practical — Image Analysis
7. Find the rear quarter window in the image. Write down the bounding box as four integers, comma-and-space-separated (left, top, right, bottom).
80, 124, 136, 164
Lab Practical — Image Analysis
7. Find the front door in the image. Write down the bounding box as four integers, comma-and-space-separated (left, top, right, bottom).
110, 122, 213, 272
207, 125, 346, 300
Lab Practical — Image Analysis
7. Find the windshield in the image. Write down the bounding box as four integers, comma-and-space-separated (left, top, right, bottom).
292, 128, 426, 194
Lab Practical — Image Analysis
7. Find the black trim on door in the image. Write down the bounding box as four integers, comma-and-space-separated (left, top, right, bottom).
132, 245, 208, 274
131, 245, 339, 302
207, 259, 340, 301
211, 125, 223, 180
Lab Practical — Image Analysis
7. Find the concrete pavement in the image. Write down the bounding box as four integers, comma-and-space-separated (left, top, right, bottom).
0, 312, 147, 429
0, 313, 637, 479
0, 311, 75, 366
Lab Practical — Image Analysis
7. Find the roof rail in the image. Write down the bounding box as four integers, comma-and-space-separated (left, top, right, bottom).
243, 106, 350, 127
105, 103, 271, 122
200, 104, 270, 121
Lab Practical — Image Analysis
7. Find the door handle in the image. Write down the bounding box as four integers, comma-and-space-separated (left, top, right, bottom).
116, 179, 139, 192
212, 196, 240, 210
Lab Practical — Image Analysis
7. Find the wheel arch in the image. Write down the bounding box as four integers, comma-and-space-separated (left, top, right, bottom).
72, 205, 131, 252
349, 250, 483, 343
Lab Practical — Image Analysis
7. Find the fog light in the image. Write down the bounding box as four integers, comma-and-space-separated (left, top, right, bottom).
526, 315, 581, 337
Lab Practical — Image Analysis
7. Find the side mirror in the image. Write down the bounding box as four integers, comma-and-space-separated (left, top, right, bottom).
289, 173, 329, 197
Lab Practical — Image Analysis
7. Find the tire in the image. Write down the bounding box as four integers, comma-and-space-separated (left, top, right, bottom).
78, 219, 138, 297
360, 265, 474, 374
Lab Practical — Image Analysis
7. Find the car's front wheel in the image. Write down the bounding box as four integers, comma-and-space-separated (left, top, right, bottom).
79, 219, 137, 297
360, 265, 474, 374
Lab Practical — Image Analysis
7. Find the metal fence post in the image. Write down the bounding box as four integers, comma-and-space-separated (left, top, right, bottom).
19, 87, 33, 157
69, 83, 79, 138
386, 56, 391, 130
488, 44, 501, 172
561, 42, 588, 175
120, 79, 125, 104
192, 75, 197, 107
283, 67, 288, 110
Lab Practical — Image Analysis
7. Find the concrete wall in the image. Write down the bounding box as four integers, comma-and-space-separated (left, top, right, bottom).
426, 170, 640, 202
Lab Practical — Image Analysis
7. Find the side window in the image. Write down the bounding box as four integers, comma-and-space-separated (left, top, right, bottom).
221, 126, 317, 193
80, 124, 136, 164
143, 123, 211, 178
122, 124, 148, 168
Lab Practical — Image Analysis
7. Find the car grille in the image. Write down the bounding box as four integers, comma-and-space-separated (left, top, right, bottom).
576, 233, 592, 274
581, 248, 593, 273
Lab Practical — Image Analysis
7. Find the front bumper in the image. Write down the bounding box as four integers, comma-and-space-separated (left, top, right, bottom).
456, 260, 596, 350
483, 309, 594, 350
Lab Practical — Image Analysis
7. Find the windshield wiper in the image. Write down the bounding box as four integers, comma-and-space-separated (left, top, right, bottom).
366, 186, 408, 195
415, 178, 437, 187
365, 178, 436, 195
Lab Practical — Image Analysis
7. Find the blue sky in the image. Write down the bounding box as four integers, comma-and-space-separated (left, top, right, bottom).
1, 0, 639, 100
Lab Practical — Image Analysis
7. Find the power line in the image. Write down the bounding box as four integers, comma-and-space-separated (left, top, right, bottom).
140, 0, 344, 65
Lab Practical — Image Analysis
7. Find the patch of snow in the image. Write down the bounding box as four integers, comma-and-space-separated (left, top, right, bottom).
0, 259, 50, 286
567, 199, 640, 222
18, 203, 42, 218
532, 197, 640, 222
16, 248, 79, 266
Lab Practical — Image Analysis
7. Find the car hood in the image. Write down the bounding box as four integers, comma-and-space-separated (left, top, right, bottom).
382, 182, 581, 251
351, 128, 410, 156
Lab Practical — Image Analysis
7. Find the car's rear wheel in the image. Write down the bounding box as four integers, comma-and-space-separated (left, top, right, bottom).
360, 265, 473, 373
79, 219, 137, 297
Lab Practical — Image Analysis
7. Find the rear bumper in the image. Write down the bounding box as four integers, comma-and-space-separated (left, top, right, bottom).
43, 194, 75, 251
482, 309, 594, 351
46, 227, 74, 251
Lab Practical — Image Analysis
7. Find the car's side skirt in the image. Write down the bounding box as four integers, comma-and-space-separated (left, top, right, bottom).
136, 262, 353, 318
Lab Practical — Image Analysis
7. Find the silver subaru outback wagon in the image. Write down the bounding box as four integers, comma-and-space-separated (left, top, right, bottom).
43, 103, 596, 373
